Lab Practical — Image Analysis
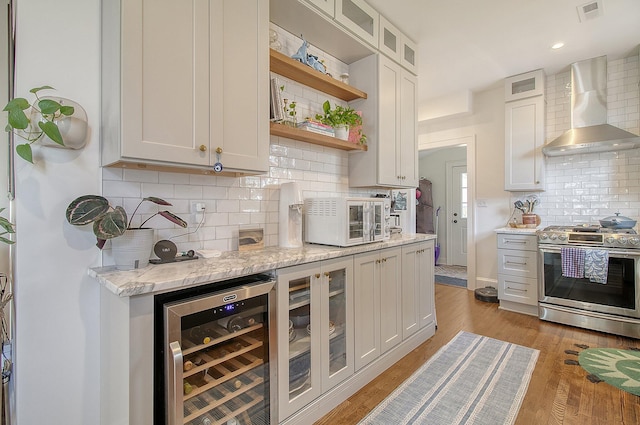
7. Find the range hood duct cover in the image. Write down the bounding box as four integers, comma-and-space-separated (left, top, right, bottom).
542, 56, 640, 157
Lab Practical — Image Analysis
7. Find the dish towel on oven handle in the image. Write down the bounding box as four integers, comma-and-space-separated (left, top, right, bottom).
561, 247, 585, 278
584, 249, 609, 284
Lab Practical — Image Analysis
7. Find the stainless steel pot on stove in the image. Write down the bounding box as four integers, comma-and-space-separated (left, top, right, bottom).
599, 213, 637, 229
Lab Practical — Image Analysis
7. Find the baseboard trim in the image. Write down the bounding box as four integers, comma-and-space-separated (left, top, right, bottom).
499, 300, 538, 316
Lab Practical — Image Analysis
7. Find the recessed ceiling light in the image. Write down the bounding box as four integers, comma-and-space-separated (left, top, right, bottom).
552, 42, 565, 49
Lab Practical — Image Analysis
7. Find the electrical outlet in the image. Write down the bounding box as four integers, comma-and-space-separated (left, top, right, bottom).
192, 202, 206, 224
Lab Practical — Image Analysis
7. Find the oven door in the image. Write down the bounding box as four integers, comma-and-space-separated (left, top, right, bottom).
539, 246, 640, 318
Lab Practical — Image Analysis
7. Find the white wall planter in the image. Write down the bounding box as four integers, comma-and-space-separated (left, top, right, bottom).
32, 97, 88, 149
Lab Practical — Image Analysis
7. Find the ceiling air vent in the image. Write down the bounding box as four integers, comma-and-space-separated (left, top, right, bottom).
577, 0, 603, 22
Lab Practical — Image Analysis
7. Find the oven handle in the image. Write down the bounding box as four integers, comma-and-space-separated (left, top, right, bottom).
168, 341, 183, 425
539, 245, 640, 258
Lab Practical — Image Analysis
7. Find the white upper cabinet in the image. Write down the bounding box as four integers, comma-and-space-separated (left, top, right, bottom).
378, 15, 401, 63
335, 0, 379, 48
401, 35, 418, 75
504, 69, 546, 192
378, 16, 418, 75
504, 69, 545, 102
349, 54, 418, 188
101, 0, 269, 175
307, 0, 335, 16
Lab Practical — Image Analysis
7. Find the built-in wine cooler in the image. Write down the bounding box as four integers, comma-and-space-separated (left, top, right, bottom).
154, 273, 276, 425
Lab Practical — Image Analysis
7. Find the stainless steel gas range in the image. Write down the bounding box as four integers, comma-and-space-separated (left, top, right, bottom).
537, 225, 640, 338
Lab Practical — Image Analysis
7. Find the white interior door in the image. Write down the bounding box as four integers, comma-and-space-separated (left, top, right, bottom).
447, 161, 467, 266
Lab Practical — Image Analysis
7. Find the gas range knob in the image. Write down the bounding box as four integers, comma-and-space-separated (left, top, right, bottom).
628, 237, 639, 246
539, 233, 548, 240
618, 236, 628, 245
604, 236, 616, 244
549, 233, 558, 240
557, 234, 568, 241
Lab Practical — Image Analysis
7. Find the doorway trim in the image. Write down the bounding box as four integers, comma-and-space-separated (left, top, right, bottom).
418, 132, 476, 290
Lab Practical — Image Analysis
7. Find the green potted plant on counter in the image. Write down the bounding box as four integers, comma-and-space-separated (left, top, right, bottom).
65, 195, 187, 270
315, 100, 363, 141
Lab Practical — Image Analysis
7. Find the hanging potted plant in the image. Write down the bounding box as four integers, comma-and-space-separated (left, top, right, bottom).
315, 100, 364, 141
65, 196, 187, 270
3, 86, 88, 164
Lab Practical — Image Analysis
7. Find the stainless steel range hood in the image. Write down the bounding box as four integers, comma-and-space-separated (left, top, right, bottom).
542, 56, 640, 156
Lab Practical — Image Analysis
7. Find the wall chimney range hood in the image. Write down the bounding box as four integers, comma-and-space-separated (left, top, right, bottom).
542, 55, 640, 156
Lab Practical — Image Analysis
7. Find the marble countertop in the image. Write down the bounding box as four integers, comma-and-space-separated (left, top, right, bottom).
495, 226, 539, 235
90, 233, 436, 297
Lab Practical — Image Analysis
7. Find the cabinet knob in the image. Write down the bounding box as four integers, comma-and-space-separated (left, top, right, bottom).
315, 273, 321, 279
199, 145, 207, 152
216, 147, 223, 154
376, 259, 381, 264
324, 272, 330, 277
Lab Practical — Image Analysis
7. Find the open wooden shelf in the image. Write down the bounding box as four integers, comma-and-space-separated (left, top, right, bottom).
270, 49, 367, 101
270, 122, 367, 151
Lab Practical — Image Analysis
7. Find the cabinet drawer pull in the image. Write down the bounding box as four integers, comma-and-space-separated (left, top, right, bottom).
506, 286, 527, 292
505, 261, 527, 266
504, 240, 526, 244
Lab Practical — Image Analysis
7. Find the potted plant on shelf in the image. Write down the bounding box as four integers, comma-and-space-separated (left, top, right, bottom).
65, 196, 187, 270
315, 100, 364, 142
3, 86, 88, 164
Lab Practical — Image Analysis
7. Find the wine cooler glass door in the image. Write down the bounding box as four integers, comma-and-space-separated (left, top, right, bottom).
163, 276, 275, 425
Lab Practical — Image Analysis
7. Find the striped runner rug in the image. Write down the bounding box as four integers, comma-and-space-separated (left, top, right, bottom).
358, 331, 539, 425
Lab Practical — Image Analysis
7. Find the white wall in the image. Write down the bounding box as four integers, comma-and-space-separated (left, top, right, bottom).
13, 0, 101, 423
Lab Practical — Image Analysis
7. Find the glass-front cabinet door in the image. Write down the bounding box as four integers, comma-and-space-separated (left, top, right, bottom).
276, 257, 353, 421
335, 0, 379, 48
320, 257, 354, 391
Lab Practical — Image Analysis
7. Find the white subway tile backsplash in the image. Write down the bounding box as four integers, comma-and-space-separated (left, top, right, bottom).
537, 54, 640, 225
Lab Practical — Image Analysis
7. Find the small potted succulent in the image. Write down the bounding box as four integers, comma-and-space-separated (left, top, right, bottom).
66, 195, 187, 270
3, 86, 88, 163
315, 100, 364, 141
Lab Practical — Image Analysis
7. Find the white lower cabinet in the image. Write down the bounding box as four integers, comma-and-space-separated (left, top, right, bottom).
402, 240, 435, 339
353, 247, 402, 371
497, 232, 539, 315
276, 257, 354, 422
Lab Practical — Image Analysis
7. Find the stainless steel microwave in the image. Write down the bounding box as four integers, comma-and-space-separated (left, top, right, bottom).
304, 197, 390, 247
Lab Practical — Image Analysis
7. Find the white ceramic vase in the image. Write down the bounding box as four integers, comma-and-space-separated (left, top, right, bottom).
111, 228, 154, 270
334, 125, 349, 141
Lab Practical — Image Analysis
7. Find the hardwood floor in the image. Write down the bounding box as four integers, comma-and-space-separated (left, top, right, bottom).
315, 283, 640, 425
